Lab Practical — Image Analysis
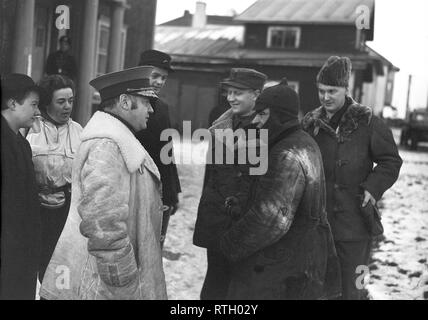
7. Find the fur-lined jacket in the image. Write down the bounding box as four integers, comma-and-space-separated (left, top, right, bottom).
193, 109, 260, 249
39, 111, 167, 300
302, 97, 402, 241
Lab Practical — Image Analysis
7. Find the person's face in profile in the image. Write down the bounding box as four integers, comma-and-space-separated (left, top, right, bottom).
13, 91, 41, 129
252, 108, 271, 129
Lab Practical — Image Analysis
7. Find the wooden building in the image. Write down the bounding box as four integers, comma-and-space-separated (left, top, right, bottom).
154, 0, 399, 131
0, 0, 157, 125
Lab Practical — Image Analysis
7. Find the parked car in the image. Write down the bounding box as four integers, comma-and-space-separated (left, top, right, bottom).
400, 109, 428, 150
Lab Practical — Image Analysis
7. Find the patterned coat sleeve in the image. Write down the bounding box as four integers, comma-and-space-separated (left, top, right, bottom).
219, 150, 306, 262
78, 139, 138, 287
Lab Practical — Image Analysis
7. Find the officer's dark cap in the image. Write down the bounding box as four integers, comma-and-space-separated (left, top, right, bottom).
139, 50, 173, 72
221, 68, 267, 91
89, 66, 158, 102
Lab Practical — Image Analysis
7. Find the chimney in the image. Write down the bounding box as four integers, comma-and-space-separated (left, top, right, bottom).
192, 1, 207, 28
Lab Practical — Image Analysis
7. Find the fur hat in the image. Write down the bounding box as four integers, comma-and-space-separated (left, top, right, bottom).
317, 56, 352, 87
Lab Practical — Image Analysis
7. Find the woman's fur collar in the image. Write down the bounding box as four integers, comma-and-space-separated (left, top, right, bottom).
302, 97, 373, 140
80, 111, 160, 178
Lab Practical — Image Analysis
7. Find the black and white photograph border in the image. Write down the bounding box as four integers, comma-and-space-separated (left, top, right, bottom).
1, 0, 428, 301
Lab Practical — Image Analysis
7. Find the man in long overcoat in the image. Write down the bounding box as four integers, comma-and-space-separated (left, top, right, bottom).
39, 67, 167, 300
302, 56, 402, 299
136, 50, 181, 222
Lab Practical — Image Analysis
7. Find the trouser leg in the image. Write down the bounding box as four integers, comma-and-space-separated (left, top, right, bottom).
334, 240, 372, 300
200, 249, 231, 300
38, 193, 71, 282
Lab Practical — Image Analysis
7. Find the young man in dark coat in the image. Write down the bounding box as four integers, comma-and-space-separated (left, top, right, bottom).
1, 74, 42, 299
302, 56, 403, 300
193, 68, 268, 299
216, 83, 341, 300
136, 50, 181, 245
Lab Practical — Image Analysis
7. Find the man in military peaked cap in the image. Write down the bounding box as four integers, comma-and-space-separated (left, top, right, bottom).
39, 66, 168, 300
137, 49, 181, 248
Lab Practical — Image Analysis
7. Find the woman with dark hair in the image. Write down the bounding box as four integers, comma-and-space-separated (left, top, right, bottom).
26, 74, 82, 281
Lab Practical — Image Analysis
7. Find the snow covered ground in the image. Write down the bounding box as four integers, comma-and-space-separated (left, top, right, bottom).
365, 134, 428, 300
163, 135, 428, 300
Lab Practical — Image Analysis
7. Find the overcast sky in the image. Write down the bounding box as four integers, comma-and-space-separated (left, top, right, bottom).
155, 0, 428, 113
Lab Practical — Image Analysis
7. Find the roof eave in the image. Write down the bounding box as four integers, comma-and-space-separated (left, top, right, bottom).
234, 20, 357, 25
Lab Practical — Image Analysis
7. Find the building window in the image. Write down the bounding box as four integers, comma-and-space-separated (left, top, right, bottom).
95, 19, 110, 76
119, 28, 127, 69
95, 18, 127, 76
267, 27, 301, 49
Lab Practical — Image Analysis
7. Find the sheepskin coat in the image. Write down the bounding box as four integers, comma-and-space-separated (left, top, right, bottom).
39, 111, 167, 300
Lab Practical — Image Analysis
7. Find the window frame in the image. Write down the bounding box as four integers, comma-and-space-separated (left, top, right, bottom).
267, 26, 301, 49
95, 17, 110, 77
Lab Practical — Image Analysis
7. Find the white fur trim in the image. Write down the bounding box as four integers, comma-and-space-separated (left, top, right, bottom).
80, 111, 160, 178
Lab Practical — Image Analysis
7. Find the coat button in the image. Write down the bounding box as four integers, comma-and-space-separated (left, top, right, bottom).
254, 265, 264, 273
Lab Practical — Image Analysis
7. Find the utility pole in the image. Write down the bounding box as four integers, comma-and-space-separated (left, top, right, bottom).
426, 85, 428, 110
405, 74, 412, 119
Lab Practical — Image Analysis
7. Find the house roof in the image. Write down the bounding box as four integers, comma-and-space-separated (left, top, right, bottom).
235, 0, 375, 25
366, 45, 400, 72
154, 25, 372, 69
155, 15, 397, 73
154, 25, 244, 57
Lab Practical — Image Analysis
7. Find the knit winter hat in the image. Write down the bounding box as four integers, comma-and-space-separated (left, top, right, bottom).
316, 56, 352, 88
255, 83, 300, 123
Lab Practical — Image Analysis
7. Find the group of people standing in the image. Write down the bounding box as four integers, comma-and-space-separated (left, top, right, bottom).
1, 50, 180, 300
1, 49, 401, 300
194, 56, 402, 300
